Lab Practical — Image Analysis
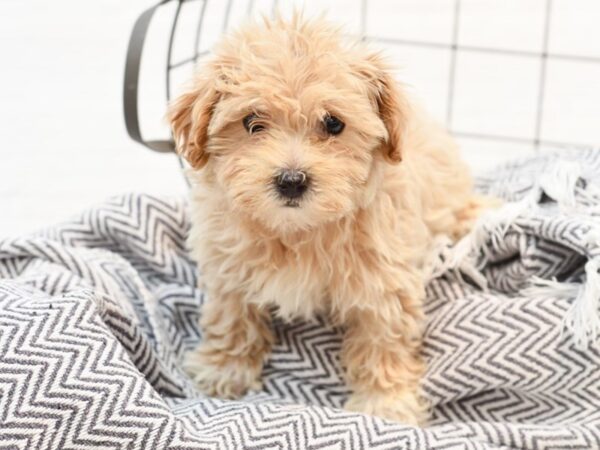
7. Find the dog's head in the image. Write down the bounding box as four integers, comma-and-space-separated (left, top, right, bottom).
169, 15, 407, 234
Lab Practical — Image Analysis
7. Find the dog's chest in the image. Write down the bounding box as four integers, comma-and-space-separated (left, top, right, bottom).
249, 250, 330, 321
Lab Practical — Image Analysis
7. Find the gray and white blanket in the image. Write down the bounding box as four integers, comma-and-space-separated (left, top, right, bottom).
1, 149, 599, 449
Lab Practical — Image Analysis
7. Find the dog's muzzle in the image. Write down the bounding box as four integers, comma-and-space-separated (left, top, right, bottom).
275, 169, 309, 201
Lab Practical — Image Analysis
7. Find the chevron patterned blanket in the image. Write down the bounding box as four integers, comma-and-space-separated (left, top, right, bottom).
1, 149, 600, 449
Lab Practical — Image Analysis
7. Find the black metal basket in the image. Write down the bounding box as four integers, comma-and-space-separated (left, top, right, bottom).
123, 0, 280, 156
123, 0, 599, 161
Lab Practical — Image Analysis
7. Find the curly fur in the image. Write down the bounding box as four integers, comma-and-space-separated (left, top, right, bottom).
168, 13, 483, 425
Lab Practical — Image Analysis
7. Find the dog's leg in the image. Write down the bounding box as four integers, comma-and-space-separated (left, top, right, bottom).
184, 292, 273, 398
341, 289, 428, 426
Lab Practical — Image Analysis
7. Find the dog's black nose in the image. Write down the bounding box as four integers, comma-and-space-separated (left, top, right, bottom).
275, 170, 309, 199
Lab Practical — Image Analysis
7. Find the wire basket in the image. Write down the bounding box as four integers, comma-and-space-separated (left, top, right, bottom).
124, 0, 600, 165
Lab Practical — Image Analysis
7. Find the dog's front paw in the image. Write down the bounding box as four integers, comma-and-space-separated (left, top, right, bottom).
184, 346, 263, 399
345, 389, 428, 426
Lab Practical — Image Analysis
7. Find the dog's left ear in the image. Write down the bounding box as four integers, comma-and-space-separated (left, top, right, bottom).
354, 54, 407, 164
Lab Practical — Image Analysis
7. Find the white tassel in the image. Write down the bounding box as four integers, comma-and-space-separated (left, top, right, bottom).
538, 161, 582, 210
423, 234, 489, 288
563, 258, 600, 348
422, 235, 453, 283
428, 193, 536, 288
521, 276, 579, 299
585, 228, 600, 247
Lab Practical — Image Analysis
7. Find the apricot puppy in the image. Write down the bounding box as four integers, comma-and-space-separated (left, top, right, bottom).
169, 15, 479, 425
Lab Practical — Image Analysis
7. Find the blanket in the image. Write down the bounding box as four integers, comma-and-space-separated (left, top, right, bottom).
1, 149, 599, 449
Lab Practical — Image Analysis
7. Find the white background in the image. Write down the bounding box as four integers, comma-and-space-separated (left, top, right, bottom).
2, 0, 599, 236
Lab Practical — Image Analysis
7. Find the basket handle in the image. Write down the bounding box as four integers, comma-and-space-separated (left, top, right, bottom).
123, 0, 176, 153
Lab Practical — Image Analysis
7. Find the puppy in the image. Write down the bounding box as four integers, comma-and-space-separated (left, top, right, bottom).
169, 14, 481, 425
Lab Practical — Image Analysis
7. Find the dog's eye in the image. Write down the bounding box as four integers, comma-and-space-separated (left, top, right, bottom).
243, 114, 265, 134
323, 115, 345, 135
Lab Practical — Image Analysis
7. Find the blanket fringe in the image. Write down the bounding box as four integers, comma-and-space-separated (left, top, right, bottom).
563, 259, 600, 348
427, 194, 535, 289
428, 160, 600, 346
521, 277, 579, 300
521, 263, 600, 349
538, 161, 582, 210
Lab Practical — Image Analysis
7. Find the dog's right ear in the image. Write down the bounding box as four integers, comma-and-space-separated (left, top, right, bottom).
168, 80, 219, 169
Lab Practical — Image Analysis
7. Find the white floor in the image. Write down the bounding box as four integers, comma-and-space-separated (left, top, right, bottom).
2, 0, 599, 236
